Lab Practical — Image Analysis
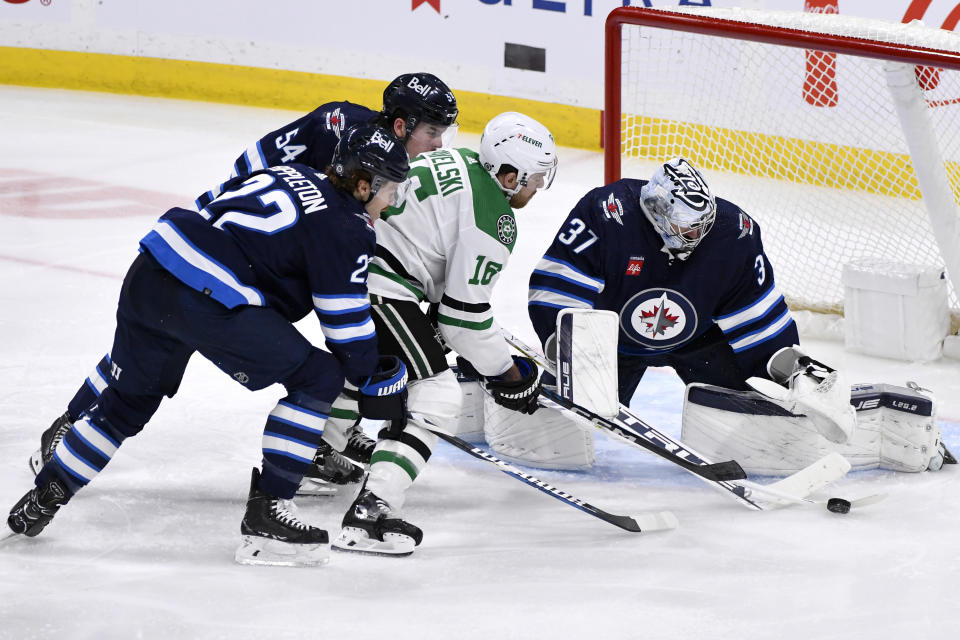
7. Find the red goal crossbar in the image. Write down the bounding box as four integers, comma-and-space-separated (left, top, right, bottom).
603, 7, 960, 185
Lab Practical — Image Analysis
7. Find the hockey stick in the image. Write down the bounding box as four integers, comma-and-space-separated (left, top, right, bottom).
408, 413, 678, 533
501, 328, 851, 511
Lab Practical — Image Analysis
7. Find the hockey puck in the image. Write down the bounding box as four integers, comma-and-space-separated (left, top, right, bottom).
826, 498, 851, 514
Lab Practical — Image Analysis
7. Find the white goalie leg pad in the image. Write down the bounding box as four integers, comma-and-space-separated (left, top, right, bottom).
681, 383, 846, 476
407, 368, 463, 432
681, 382, 945, 475
556, 309, 619, 418
483, 393, 595, 471
451, 368, 486, 443
851, 383, 943, 472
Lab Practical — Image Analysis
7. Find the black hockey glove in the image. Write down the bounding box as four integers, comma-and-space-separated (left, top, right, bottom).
359, 356, 408, 437
484, 355, 542, 415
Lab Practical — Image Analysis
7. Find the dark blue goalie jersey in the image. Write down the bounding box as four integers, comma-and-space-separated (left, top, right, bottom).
528, 178, 798, 380
194, 101, 378, 210
142, 163, 378, 380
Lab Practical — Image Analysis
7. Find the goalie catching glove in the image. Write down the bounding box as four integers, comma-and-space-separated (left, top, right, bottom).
358, 356, 408, 435
456, 355, 541, 415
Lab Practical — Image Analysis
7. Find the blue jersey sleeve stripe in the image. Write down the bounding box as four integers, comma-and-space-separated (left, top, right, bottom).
531, 269, 603, 293
528, 285, 595, 308
715, 283, 782, 331
730, 310, 795, 352
141, 221, 265, 308
536, 255, 604, 291
324, 330, 377, 344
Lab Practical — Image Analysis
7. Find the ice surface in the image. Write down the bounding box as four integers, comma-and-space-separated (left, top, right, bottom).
1, 87, 958, 639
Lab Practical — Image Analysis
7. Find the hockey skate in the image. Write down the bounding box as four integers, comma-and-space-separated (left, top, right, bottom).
29, 411, 73, 476
332, 486, 422, 557
342, 425, 375, 465
235, 468, 329, 567
7, 477, 69, 538
296, 440, 365, 497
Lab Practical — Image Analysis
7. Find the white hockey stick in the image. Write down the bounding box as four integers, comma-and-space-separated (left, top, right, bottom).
409, 413, 678, 533
502, 328, 852, 511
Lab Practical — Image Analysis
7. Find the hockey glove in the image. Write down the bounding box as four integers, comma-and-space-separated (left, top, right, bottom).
484, 356, 542, 415
359, 356, 408, 436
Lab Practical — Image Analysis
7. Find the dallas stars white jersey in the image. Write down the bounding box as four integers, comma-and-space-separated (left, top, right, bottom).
369, 147, 517, 376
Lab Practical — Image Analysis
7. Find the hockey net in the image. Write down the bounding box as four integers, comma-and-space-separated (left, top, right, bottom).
604, 7, 960, 331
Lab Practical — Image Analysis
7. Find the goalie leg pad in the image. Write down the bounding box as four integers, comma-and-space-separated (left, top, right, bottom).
851, 383, 943, 472
682, 382, 945, 475
483, 393, 595, 471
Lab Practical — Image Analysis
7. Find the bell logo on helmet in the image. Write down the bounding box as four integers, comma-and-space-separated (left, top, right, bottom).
663, 160, 712, 212
406, 76, 434, 97
370, 129, 396, 153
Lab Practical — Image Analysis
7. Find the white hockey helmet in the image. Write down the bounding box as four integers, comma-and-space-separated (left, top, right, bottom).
479, 112, 558, 197
639, 157, 717, 260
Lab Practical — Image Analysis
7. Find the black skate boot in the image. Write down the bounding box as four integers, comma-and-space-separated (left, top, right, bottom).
332, 485, 422, 557
29, 411, 74, 476
7, 477, 69, 537
342, 425, 375, 464
296, 440, 365, 497
235, 468, 329, 567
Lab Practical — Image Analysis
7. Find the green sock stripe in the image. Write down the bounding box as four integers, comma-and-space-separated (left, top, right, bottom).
370, 450, 419, 482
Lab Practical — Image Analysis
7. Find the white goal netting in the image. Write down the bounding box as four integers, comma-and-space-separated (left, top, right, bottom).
614, 7, 960, 328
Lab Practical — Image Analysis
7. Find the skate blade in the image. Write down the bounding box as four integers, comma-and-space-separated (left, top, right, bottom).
28, 449, 43, 477
234, 535, 329, 567
295, 478, 340, 497
331, 527, 416, 557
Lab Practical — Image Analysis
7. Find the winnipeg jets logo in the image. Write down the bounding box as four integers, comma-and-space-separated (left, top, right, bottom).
620, 288, 698, 349
602, 193, 624, 225
663, 159, 713, 212
737, 211, 754, 239
326, 108, 346, 138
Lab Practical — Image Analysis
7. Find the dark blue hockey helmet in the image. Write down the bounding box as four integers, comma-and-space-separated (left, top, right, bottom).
382, 72, 458, 132
332, 124, 410, 202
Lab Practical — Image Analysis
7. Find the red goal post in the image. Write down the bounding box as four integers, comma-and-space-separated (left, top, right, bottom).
604, 6, 960, 327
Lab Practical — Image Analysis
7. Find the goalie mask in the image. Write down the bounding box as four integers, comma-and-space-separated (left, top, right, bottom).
479, 112, 558, 197
639, 158, 716, 260
332, 124, 411, 207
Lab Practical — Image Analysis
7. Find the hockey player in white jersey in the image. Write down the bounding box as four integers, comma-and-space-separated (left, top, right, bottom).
330, 112, 558, 556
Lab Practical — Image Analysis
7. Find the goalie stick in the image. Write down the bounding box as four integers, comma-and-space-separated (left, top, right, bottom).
409, 413, 678, 533
501, 328, 851, 511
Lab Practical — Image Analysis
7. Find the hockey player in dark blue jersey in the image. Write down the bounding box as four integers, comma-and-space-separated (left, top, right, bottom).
7, 125, 412, 567
529, 157, 799, 396
28, 72, 459, 491
195, 72, 458, 211
526, 158, 860, 449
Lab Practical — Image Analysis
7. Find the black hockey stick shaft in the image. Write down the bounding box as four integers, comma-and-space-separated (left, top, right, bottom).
409, 414, 676, 533
503, 330, 746, 482
538, 386, 747, 483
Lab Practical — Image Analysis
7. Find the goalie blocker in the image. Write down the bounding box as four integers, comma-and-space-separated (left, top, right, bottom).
681, 380, 955, 475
